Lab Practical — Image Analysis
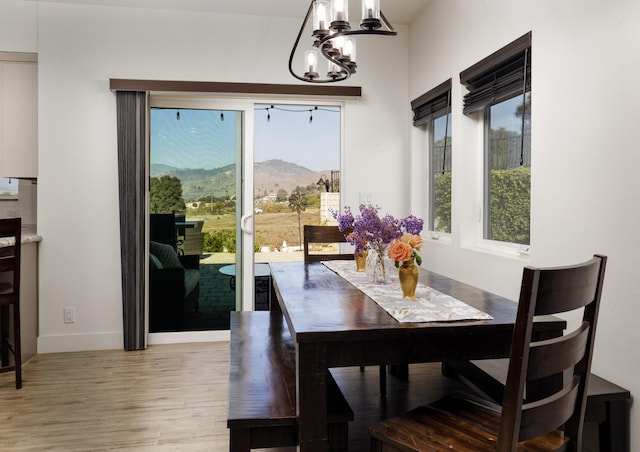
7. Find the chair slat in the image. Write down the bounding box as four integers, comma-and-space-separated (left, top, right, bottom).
303, 225, 354, 264
519, 377, 580, 441
527, 322, 589, 380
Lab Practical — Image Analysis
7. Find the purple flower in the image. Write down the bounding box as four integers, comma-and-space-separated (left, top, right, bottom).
401, 215, 424, 235
333, 204, 424, 256
331, 206, 354, 233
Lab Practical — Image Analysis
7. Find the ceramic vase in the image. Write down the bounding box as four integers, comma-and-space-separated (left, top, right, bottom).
398, 258, 419, 299
355, 250, 368, 272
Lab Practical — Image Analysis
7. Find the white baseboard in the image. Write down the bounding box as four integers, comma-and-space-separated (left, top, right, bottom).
36, 329, 230, 353
148, 329, 230, 344
37, 331, 123, 353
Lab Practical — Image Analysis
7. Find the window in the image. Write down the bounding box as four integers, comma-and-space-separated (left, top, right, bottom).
0, 178, 18, 200
430, 112, 452, 233
484, 93, 530, 244
411, 79, 452, 234
460, 33, 531, 246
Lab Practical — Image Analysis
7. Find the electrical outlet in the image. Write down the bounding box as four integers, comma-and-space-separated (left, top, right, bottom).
6, 209, 18, 217
63, 307, 75, 324
359, 192, 372, 205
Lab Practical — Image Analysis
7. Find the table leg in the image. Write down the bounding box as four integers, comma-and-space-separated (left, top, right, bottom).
297, 342, 330, 452
600, 399, 630, 452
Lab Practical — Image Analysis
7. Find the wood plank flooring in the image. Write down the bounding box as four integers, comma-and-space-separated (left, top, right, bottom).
0, 342, 467, 451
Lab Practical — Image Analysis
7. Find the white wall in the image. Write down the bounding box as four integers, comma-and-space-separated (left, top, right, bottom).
0, 1, 409, 351
409, 0, 639, 449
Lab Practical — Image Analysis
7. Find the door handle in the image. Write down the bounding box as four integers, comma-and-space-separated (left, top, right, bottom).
241, 214, 253, 235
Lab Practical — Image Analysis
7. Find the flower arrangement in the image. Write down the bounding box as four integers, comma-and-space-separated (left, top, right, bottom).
332, 205, 424, 281
332, 204, 402, 255
387, 233, 423, 267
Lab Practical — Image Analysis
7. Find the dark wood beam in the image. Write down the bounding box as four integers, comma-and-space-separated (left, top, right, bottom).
109, 79, 361, 97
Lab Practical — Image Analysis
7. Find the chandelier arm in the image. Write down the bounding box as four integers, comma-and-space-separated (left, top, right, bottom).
319, 45, 351, 82
379, 10, 397, 34
288, 0, 316, 83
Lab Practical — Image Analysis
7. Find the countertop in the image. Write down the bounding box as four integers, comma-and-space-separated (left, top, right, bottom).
0, 225, 41, 247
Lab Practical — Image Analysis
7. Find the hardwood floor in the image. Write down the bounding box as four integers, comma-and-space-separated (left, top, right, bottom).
0, 342, 231, 451
0, 343, 466, 451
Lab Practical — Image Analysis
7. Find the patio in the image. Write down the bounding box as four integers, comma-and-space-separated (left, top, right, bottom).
181, 250, 304, 331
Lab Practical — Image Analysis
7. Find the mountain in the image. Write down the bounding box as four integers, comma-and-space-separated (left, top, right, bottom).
151, 159, 335, 201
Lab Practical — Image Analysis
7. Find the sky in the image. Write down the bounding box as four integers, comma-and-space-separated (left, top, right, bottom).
150, 104, 340, 172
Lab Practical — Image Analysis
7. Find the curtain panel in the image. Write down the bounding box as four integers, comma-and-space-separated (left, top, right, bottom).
116, 91, 147, 351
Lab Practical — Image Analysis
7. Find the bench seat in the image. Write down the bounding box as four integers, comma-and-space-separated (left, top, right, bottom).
443, 359, 631, 452
227, 311, 353, 451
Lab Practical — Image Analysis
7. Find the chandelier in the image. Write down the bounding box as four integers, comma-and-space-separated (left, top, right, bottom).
289, 0, 397, 83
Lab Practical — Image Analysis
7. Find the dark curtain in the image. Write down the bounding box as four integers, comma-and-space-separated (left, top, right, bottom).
116, 91, 147, 351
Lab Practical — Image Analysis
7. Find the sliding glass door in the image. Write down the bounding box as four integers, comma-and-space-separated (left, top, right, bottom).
148, 97, 254, 335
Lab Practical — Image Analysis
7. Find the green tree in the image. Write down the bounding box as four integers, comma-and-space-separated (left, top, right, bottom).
150, 175, 185, 213
276, 188, 289, 202
288, 190, 308, 248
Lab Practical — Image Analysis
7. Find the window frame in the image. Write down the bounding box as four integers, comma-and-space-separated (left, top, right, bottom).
460, 33, 532, 252
410, 79, 452, 238
428, 110, 452, 235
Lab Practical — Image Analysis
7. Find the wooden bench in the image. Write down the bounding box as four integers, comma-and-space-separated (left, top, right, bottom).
227, 311, 354, 451
443, 360, 631, 452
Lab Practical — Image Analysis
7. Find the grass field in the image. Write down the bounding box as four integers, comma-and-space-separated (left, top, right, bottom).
193, 207, 325, 251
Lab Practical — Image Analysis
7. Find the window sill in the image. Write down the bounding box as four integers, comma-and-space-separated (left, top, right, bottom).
425, 231, 452, 245
467, 240, 530, 260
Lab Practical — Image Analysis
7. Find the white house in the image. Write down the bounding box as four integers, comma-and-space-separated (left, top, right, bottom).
1, 0, 638, 448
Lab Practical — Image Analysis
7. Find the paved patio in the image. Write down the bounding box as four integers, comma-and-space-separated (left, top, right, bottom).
181, 251, 304, 331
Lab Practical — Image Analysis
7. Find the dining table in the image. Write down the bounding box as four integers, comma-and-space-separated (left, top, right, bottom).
268, 261, 566, 451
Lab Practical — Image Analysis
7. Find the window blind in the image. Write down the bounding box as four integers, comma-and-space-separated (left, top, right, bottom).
411, 79, 452, 127
460, 32, 531, 115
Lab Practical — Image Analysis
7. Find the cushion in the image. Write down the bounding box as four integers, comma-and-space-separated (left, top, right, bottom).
149, 254, 163, 270
184, 268, 200, 296
149, 241, 183, 269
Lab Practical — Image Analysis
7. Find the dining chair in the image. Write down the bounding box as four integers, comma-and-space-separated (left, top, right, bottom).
369, 254, 607, 451
0, 217, 22, 389
303, 225, 354, 263
303, 224, 392, 395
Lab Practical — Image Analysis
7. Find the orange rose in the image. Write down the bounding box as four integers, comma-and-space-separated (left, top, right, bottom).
401, 233, 423, 251
387, 239, 413, 262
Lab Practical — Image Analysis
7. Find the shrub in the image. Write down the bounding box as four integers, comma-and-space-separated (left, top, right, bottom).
432, 167, 529, 244
433, 172, 452, 233
488, 166, 530, 244
204, 230, 236, 253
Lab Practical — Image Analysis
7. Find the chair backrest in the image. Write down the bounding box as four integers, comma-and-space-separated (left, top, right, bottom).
150, 213, 177, 249
0, 217, 21, 300
303, 225, 354, 263
497, 254, 607, 451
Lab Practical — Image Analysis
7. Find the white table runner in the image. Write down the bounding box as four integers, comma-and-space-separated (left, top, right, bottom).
322, 260, 493, 323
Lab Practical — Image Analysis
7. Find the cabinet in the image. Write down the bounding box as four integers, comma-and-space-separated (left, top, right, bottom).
0, 52, 37, 178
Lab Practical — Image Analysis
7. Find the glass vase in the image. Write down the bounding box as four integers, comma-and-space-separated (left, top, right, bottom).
355, 250, 368, 272
366, 247, 392, 284
398, 258, 419, 299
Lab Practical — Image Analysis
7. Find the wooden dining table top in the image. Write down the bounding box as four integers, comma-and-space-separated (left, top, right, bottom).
270, 261, 562, 346
268, 261, 566, 451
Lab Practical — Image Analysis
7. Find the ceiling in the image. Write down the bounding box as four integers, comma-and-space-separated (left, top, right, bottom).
35, 0, 431, 26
